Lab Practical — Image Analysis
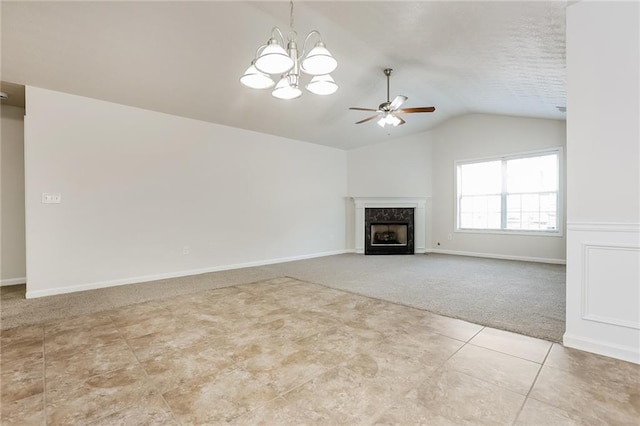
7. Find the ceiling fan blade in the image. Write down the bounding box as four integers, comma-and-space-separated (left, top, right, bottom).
389, 95, 408, 111
397, 116, 406, 126
349, 107, 379, 112
355, 115, 380, 124
399, 106, 436, 113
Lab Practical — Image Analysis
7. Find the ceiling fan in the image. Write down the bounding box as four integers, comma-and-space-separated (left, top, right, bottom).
349, 68, 435, 127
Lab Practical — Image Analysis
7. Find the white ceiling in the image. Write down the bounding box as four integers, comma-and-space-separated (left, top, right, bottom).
1, 1, 566, 150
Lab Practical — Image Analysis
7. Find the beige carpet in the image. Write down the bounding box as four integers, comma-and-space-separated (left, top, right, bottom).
0, 253, 566, 342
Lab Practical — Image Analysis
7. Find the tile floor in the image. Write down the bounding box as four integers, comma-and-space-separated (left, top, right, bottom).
1, 277, 638, 425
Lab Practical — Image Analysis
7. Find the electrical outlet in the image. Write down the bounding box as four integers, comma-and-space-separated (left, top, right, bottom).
447, 233, 453, 241
183, 246, 189, 255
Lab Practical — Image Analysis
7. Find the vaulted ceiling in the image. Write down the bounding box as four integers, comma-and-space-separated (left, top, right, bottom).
1, 1, 566, 150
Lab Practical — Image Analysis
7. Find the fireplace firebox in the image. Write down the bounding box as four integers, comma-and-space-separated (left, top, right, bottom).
365, 208, 414, 255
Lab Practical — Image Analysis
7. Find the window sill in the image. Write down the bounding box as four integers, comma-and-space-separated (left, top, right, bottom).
455, 229, 564, 237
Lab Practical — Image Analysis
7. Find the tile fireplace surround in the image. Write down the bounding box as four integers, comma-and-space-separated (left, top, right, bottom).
352, 197, 427, 254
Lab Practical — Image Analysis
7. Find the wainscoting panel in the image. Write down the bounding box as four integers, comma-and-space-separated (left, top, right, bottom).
582, 243, 640, 329
565, 222, 640, 364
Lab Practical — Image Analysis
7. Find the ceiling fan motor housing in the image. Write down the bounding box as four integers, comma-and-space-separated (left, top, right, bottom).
348, 66, 435, 126
379, 101, 392, 112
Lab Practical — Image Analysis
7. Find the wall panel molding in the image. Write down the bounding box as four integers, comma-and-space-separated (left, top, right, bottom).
565, 220, 640, 364
581, 243, 640, 330
568, 222, 640, 233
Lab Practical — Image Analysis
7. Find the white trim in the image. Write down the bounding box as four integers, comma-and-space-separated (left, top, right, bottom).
0, 277, 27, 286
581, 242, 640, 330
566, 222, 640, 364
454, 147, 564, 236
352, 197, 430, 209
456, 146, 565, 166
563, 333, 640, 365
455, 228, 564, 238
430, 248, 566, 264
351, 197, 429, 254
567, 222, 640, 233
24, 249, 349, 299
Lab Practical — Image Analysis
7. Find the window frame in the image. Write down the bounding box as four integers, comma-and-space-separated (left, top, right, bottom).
454, 147, 564, 237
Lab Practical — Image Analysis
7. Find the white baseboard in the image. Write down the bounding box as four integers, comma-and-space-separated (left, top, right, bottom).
429, 248, 566, 265
563, 333, 640, 365
25, 249, 349, 299
0, 277, 27, 286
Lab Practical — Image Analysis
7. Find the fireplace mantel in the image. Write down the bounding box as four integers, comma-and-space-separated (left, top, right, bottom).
351, 197, 427, 254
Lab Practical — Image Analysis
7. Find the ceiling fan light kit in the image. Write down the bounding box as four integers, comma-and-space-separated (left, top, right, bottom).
350, 68, 435, 128
240, 1, 338, 100
378, 113, 402, 128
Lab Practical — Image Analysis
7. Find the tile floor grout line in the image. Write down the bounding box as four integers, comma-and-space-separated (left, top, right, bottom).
467, 325, 485, 342
443, 326, 541, 401
112, 310, 183, 425
423, 324, 485, 345
77, 314, 165, 425
276, 363, 343, 402
465, 341, 551, 365
511, 342, 555, 426
42, 324, 47, 426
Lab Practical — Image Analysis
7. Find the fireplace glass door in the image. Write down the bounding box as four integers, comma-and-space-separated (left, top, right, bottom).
371, 223, 408, 246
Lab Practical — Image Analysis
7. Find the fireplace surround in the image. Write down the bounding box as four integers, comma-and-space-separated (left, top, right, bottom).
365, 208, 414, 255
352, 197, 428, 254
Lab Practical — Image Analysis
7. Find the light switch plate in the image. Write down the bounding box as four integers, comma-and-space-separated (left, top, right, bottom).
42, 193, 62, 203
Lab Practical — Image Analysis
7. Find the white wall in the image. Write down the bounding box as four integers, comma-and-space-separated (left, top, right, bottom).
1, 105, 26, 285
431, 114, 567, 263
565, 2, 640, 364
24, 87, 347, 298
347, 132, 433, 198
346, 132, 434, 249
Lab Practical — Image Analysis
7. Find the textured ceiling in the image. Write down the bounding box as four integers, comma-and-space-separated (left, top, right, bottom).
1, 1, 566, 150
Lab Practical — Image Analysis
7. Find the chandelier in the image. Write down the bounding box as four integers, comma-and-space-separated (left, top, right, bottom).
240, 1, 338, 100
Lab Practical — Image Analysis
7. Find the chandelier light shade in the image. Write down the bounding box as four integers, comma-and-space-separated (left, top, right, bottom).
240, 62, 275, 89
300, 42, 337, 75
306, 74, 338, 95
272, 76, 302, 100
254, 39, 294, 75
240, 1, 337, 100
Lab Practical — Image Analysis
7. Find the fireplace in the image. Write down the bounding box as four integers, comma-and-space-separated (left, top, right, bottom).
352, 197, 427, 254
365, 208, 414, 255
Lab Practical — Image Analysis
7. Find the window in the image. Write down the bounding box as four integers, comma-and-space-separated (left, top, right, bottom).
456, 149, 561, 234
